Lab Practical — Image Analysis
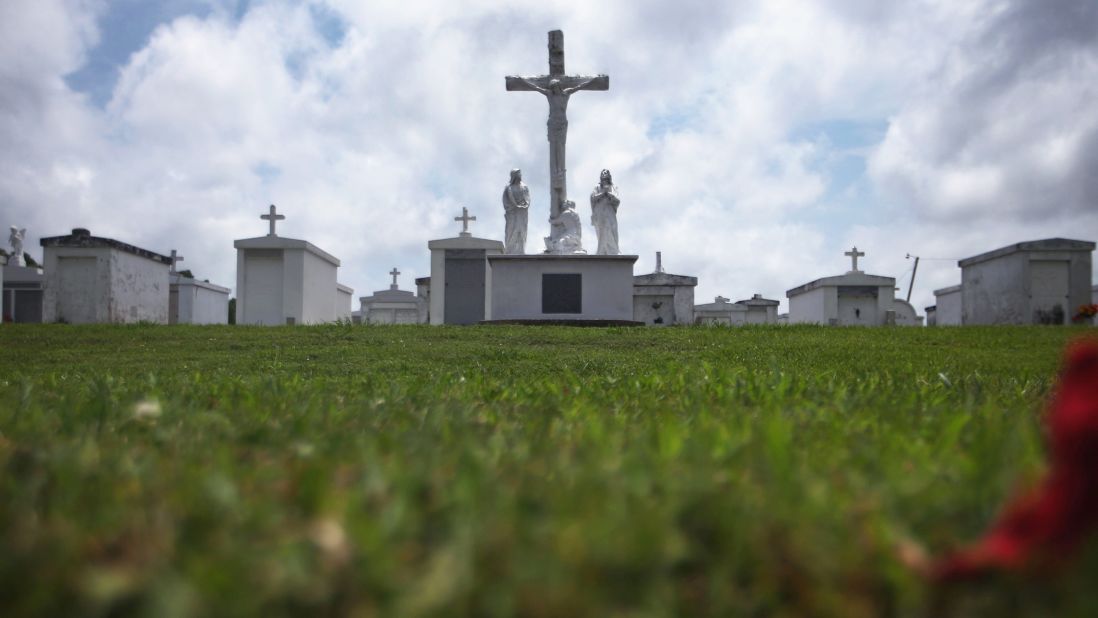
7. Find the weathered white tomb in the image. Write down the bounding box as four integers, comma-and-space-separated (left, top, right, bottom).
163, 249, 230, 325
359, 268, 427, 324
693, 296, 746, 326
234, 205, 354, 325
960, 238, 1093, 325
169, 274, 230, 325
786, 247, 919, 326
736, 294, 781, 324
427, 208, 505, 325
928, 284, 962, 326
39, 228, 171, 324
488, 253, 637, 322
632, 252, 697, 326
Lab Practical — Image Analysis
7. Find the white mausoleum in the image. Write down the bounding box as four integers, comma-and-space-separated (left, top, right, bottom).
786, 247, 919, 326
234, 205, 354, 325
360, 268, 427, 324
632, 252, 696, 326
40, 228, 171, 324
427, 209, 504, 325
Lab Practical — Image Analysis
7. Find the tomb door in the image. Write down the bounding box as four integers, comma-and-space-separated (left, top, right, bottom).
1030, 260, 1069, 324
57, 257, 98, 323
243, 251, 284, 325
444, 250, 486, 325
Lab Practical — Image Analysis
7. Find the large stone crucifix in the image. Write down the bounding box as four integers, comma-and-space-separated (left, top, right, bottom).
506, 30, 609, 225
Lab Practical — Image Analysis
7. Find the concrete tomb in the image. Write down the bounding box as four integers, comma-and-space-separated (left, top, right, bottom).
40, 228, 171, 324
693, 296, 746, 326
234, 205, 354, 325
959, 238, 1093, 325
359, 267, 427, 325
428, 208, 505, 325
928, 284, 962, 326
735, 294, 781, 324
632, 252, 696, 325
929, 238, 1094, 325
786, 246, 920, 326
163, 248, 231, 325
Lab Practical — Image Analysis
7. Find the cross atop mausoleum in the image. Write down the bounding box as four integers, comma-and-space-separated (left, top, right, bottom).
454, 207, 477, 237
845, 246, 865, 272
262, 204, 285, 236
506, 30, 609, 224
169, 249, 184, 273
389, 267, 401, 290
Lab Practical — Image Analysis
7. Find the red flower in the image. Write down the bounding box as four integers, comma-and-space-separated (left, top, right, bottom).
932, 340, 1098, 581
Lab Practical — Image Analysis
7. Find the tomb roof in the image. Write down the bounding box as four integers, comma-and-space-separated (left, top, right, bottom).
40, 228, 171, 264
934, 284, 962, 296
785, 272, 895, 297
233, 235, 341, 266
958, 238, 1095, 268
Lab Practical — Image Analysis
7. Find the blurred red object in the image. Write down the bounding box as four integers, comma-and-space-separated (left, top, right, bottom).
932, 340, 1098, 581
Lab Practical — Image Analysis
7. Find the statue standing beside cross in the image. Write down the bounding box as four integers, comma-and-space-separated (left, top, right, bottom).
506, 30, 609, 253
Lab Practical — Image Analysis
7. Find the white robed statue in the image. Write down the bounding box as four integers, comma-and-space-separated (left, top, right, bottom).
590, 169, 620, 255
9, 226, 26, 266
547, 201, 585, 254
501, 169, 530, 254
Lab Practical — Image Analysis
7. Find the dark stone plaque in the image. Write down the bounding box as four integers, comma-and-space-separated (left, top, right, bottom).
542, 273, 582, 314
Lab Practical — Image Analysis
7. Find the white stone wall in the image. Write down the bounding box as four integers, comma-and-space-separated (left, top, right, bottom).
788, 286, 832, 324
961, 252, 1028, 324
237, 249, 285, 325
298, 250, 335, 323
336, 285, 353, 321
934, 287, 962, 325
107, 250, 169, 323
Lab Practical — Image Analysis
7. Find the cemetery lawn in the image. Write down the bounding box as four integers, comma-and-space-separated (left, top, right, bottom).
2, 324, 1097, 617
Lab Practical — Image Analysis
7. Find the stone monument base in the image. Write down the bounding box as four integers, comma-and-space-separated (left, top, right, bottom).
486, 254, 638, 322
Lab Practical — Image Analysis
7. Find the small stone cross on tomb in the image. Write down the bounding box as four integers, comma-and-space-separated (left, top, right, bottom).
169, 249, 184, 273
262, 204, 285, 236
845, 246, 865, 272
455, 207, 477, 237
389, 267, 401, 290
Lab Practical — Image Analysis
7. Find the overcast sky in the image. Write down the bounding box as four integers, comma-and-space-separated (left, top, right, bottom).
2, 0, 1096, 313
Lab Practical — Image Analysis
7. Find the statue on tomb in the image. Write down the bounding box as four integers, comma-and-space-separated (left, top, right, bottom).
547, 200, 585, 255
9, 226, 26, 267
590, 169, 620, 255
501, 169, 530, 254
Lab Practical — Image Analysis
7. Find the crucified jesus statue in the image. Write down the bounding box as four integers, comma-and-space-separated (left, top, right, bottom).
506, 30, 609, 249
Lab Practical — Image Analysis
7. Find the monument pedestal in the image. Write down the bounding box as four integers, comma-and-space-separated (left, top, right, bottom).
486, 254, 639, 323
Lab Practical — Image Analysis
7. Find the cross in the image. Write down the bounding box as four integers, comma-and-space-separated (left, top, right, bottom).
261, 204, 285, 236
845, 246, 865, 272
169, 249, 184, 273
506, 30, 609, 222
389, 267, 401, 290
454, 207, 476, 237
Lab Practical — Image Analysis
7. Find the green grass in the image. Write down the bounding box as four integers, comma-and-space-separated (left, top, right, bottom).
1, 324, 1096, 617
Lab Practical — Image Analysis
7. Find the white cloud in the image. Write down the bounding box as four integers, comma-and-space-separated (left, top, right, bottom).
0, 0, 1094, 317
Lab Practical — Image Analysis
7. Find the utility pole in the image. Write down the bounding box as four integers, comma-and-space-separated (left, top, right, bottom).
905, 254, 920, 303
